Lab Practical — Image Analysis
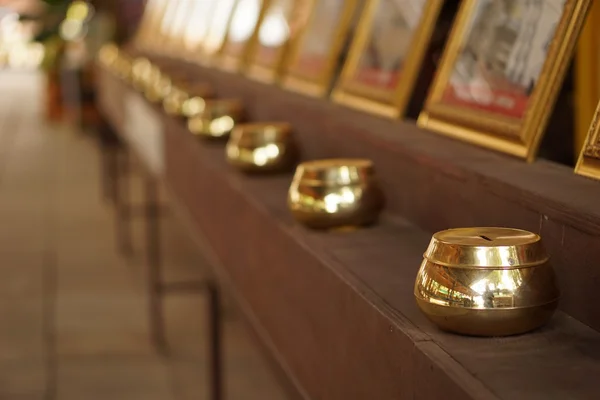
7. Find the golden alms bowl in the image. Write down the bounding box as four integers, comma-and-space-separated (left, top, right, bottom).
187, 99, 244, 139
141, 64, 162, 90
287, 159, 384, 229
98, 43, 119, 68
146, 70, 198, 104
226, 122, 298, 173
414, 227, 559, 337
131, 57, 154, 91
145, 73, 174, 103
163, 81, 214, 117
113, 54, 133, 81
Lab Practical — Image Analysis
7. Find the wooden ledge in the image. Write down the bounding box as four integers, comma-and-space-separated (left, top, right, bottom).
129, 54, 600, 333
97, 65, 600, 399
158, 110, 600, 400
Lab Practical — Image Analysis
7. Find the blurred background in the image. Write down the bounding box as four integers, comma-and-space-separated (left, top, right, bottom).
0, 1, 290, 398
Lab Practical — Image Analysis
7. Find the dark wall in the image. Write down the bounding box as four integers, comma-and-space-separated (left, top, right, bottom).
93, 0, 145, 43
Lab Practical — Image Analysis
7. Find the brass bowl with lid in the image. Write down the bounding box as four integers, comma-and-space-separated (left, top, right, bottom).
287, 159, 384, 229
113, 54, 133, 82
139, 64, 161, 90
131, 57, 154, 91
414, 227, 559, 336
163, 81, 214, 117
226, 122, 298, 173
145, 72, 174, 103
98, 43, 120, 69
187, 99, 244, 139
143, 67, 192, 102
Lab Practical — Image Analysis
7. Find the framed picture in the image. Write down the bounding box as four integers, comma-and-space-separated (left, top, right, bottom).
245, 0, 303, 83
575, 101, 600, 180
133, 0, 165, 49
137, 0, 173, 51
202, 0, 238, 63
218, 0, 271, 72
574, 0, 600, 159
418, 0, 591, 161
181, 0, 217, 56
157, 0, 183, 49
282, 0, 360, 97
332, 0, 443, 118
164, 0, 196, 54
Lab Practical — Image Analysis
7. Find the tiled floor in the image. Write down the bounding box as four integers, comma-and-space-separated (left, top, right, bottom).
0, 71, 288, 399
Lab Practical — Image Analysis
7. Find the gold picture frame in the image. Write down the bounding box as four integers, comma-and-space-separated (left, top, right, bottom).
282, 0, 360, 97
332, 0, 444, 118
179, 0, 217, 60
201, 0, 239, 65
574, 0, 600, 159
418, 0, 591, 162
245, 0, 305, 84
137, 0, 175, 53
133, 0, 165, 50
575, 101, 600, 180
218, 0, 272, 72
163, 0, 191, 55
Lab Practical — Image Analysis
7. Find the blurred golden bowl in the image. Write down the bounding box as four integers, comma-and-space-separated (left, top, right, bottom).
145, 73, 173, 103
163, 82, 214, 117
163, 88, 188, 116
131, 57, 154, 91
226, 122, 298, 173
287, 159, 384, 229
414, 227, 559, 337
114, 55, 133, 82
98, 43, 119, 68
187, 99, 244, 139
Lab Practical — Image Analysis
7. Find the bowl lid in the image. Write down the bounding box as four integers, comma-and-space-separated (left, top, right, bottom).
423, 227, 548, 268
231, 122, 292, 144
295, 159, 374, 185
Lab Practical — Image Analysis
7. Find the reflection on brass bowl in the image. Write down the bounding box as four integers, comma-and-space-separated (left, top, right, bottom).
163, 82, 214, 117
131, 57, 154, 91
187, 99, 244, 139
287, 159, 384, 229
226, 123, 298, 173
414, 227, 559, 337
114, 55, 133, 82
145, 73, 173, 103
98, 43, 119, 68
145, 65, 162, 88
163, 88, 188, 116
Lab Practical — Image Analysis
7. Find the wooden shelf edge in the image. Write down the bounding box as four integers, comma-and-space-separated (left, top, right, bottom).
97, 65, 600, 400
132, 54, 600, 335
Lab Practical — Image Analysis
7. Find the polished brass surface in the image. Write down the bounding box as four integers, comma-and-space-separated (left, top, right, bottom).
181, 97, 207, 118
144, 65, 163, 90
98, 43, 119, 68
114, 55, 133, 82
414, 227, 559, 336
187, 99, 244, 139
145, 74, 173, 103
131, 57, 154, 91
136, 63, 163, 99
226, 123, 298, 173
287, 159, 384, 229
425, 227, 548, 268
163, 82, 214, 117
163, 87, 188, 116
